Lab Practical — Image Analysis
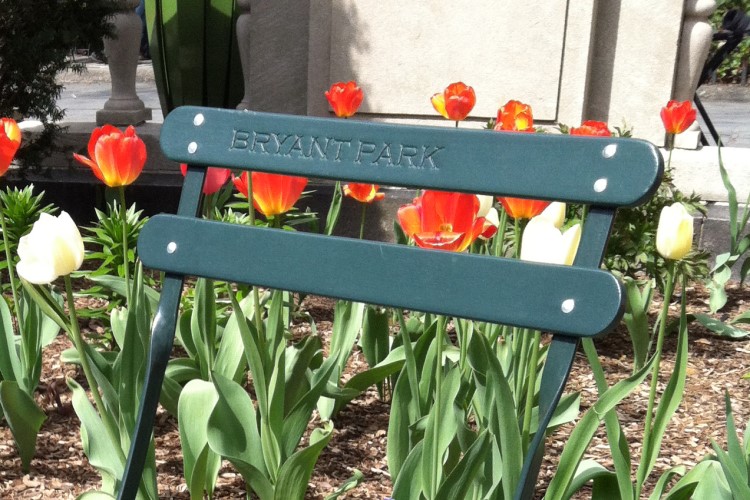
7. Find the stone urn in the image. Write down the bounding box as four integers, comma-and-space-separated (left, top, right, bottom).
144, 0, 245, 115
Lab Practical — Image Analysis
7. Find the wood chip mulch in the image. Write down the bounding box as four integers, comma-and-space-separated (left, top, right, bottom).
1, 282, 748, 499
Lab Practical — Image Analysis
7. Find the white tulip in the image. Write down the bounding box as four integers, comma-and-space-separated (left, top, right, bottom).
16, 212, 85, 284
536, 202, 566, 228
656, 203, 693, 261
475, 194, 494, 218
520, 217, 581, 265
479, 207, 500, 240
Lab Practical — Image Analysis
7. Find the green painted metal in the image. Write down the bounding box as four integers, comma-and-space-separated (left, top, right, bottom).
119, 106, 664, 500
138, 214, 623, 338
162, 106, 664, 207
144, 1, 244, 115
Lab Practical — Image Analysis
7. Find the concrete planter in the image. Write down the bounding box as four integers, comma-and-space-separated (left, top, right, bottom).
144, 0, 244, 115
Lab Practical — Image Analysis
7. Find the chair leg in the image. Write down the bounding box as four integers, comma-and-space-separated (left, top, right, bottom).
117, 276, 184, 500
514, 335, 579, 500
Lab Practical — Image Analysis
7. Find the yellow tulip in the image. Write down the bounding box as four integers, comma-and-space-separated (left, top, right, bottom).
656, 203, 693, 260
520, 217, 581, 265
16, 212, 85, 284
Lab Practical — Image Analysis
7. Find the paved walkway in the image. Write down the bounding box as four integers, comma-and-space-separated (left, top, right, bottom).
56, 63, 750, 148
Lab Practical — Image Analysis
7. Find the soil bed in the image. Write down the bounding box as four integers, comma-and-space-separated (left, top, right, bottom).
0, 283, 749, 499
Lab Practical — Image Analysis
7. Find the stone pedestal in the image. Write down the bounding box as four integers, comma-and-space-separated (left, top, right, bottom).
97, 0, 152, 126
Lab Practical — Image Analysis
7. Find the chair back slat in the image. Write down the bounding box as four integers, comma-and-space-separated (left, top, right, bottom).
161, 106, 663, 206
139, 214, 624, 338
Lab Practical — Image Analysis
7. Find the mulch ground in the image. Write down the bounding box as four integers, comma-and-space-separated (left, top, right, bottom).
0, 282, 748, 499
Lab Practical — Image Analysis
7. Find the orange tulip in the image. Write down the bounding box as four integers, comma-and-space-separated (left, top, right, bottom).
431, 82, 476, 121
325, 81, 364, 118
0, 118, 22, 176
494, 100, 535, 132
498, 197, 550, 220
570, 120, 611, 137
660, 100, 696, 135
397, 191, 485, 252
180, 163, 231, 195
344, 183, 384, 203
73, 125, 146, 187
233, 171, 308, 217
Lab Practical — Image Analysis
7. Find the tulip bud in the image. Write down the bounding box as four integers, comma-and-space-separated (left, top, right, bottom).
476, 195, 494, 218
536, 202, 566, 228
656, 203, 693, 260
520, 217, 581, 265
479, 207, 500, 240
16, 212, 85, 284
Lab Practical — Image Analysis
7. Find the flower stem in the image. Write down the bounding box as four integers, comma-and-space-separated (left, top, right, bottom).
430, 315, 447, 499
521, 329, 542, 450
0, 196, 23, 333
395, 309, 421, 418
245, 173, 265, 337
638, 261, 675, 495
359, 203, 367, 240
64, 275, 123, 461
118, 187, 131, 305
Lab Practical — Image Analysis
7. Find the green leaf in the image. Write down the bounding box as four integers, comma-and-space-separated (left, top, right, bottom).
435, 430, 492, 500
360, 306, 391, 383
323, 469, 364, 500
207, 372, 267, 478
191, 278, 217, 380
179, 379, 221, 500
709, 266, 732, 313
68, 379, 124, 495
0, 381, 46, 471
665, 460, 730, 500
694, 313, 750, 339
648, 466, 686, 500
324, 182, 343, 236
0, 296, 21, 382
420, 366, 461, 496
564, 459, 618, 499
622, 278, 654, 370
274, 422, 334, 500
391, 441, 425, 500
214, 294, 252, 381
545, 354, 656, 500
637, 284, 690, 490
88, 274, 160, 311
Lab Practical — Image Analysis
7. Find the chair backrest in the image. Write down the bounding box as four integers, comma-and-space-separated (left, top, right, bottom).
119, 105, 663, 500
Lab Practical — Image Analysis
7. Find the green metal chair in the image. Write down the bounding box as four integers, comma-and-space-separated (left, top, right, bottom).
118, 106, 663, 499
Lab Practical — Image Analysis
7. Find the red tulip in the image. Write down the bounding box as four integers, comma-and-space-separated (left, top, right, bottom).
498, 197, 550, 220
233, 171, 307, 217
660, 100, 696, 134
494, 100, 535, 132
431, 82, 476, 121
73, 125, 146, 187
180, 163, 231, 195
325, 81, 364, 118
344, 183, 384, 203
397, 191, 485, 252
570, 120, 611, 137
0, 118, 21, 176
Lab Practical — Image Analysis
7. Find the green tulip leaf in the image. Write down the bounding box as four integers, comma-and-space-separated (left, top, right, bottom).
0, 380, 46, 471
178, 379, 221, 500
435, 430, 491, 500
274, 421, 334, 500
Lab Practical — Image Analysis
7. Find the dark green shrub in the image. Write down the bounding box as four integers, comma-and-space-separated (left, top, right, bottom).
0, 0, 117, 166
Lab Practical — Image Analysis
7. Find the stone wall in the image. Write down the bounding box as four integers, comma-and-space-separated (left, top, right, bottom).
239, 0, 715, 147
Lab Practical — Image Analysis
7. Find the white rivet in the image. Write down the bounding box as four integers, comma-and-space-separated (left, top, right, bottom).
594, 178, 608, 192
188, 142, 198, 154
602, 144, 617, 158
167, 242, 177, 254
561, 299, 575, 314
193, 113, 205, 126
